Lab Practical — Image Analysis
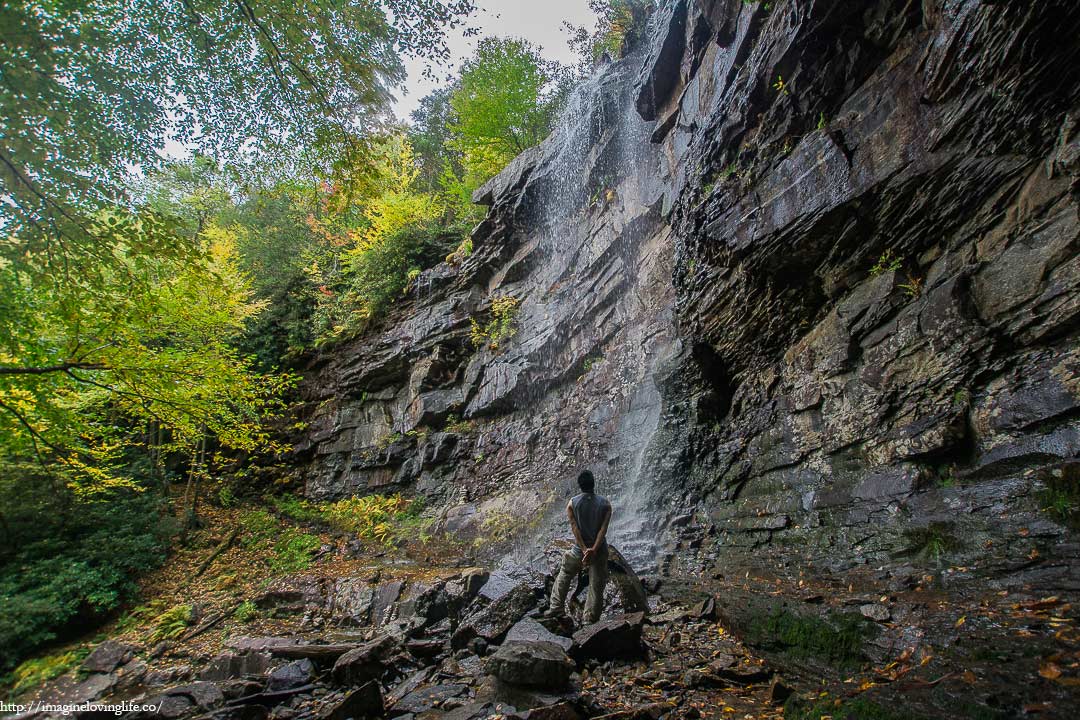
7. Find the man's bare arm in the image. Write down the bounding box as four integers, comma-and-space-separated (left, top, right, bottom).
592, 506, 612, 552
568, 502, 588, 553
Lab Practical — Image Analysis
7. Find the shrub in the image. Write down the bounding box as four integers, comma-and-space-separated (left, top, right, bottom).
470, 295, 520, 350
0, 488, 170, 671
323, 494, 426, 547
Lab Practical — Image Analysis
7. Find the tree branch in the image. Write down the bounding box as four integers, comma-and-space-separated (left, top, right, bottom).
0, 362, 106, 376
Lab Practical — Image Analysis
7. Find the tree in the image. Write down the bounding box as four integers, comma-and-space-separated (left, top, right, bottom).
564, 0, 656, 64
0, 0, 474, 470
0, 0, 474, 247
0, 212, 292, 496
447, 37, 570, 184
410, 87, 458, 193
308, 136, 452, 340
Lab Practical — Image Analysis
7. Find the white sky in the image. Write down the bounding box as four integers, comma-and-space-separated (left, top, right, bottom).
391, 0, 596, 121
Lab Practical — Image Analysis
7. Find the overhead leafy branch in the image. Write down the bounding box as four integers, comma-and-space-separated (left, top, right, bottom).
0, 0, 474, 264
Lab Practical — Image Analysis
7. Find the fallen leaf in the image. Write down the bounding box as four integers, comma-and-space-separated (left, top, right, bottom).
1038, 662, 1062, 680
956, 616, 966, 628
961, 670, 977, 685
1022, 596, 1062, 610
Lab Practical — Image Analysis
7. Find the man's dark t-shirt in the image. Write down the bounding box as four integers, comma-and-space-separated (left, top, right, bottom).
571, 492, 611, 549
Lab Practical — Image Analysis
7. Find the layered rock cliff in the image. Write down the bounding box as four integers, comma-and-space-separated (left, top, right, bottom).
296, 0, 1080, 594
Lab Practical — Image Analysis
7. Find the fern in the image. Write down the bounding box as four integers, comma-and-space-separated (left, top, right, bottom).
149, 604, 192, 643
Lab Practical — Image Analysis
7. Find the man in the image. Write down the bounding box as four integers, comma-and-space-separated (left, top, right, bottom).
546, 469, 612, 624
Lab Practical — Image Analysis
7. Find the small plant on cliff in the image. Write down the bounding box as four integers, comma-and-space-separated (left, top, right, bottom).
267, 530, 321, 574
470, 295, 521, 351
903, 523, 962, 564
444, 414, 475, 434
817, 112, 827, 130
773, 75, 790, 96
375, 431, 403, 452
1038, 465, 1080, 530
446, 236, 474, 265
899, 273, 923, 298
870, 249, 903, 276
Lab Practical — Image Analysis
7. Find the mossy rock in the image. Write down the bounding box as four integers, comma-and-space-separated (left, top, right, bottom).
738, 602, 879, 670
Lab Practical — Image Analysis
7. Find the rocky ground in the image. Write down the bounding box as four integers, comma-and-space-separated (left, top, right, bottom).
12, 509, 1079, 720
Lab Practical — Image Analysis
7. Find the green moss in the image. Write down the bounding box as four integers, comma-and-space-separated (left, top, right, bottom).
9, 647, 89, 696
1038, 464, 1080, 530
902, 522, 963, 564
233, 600, 258, 624
785, 696, 930, 720
745, 606, 877, 669
238, 509, 320, 574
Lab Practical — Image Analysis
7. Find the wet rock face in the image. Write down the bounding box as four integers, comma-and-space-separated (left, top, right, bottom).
297, 0, 1080, 591
644, 0, 1080, 588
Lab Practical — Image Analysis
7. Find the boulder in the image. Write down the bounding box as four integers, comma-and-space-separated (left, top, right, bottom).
321, 681, 383, 720
388, 682, 468, 715
570, 613, 645, 662
266, 658, 314, 692
332, 634, 399, 686
198, 652, 271, 681
461, 568, 491, 598
860, 603, 891, 622
81, 640, 137, 674
330, 577, 375, 625
474, 676, 578, 716
692, 596, 717, 621
135, 682, 226, 719
226, 637, 304, 653
485, 641, 574, 689
371, 580, 404, 625
439, 702, 522, 720
452, 583, 539, 650
526, 702, 584, 720
505, 617, 573, 653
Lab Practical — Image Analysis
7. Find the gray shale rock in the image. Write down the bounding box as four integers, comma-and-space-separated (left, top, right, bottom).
332, 634, 400, 686
81, 640, 138, 674
321, 681, 383, 720
485, 641, 574, 688
267, 658, 314, 692
571, 613, 645, 662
